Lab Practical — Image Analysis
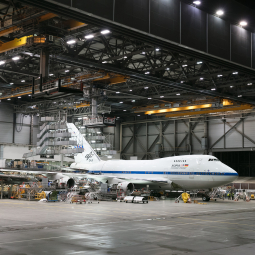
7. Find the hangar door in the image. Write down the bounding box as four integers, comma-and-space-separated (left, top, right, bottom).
214, 151, 255, 177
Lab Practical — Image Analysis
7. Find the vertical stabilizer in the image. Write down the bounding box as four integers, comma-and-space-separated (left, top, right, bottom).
66, 123, 101, 164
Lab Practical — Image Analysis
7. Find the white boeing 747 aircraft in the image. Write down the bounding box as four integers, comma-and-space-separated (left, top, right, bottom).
0, 123, 238, 193
67, 124, 238, 191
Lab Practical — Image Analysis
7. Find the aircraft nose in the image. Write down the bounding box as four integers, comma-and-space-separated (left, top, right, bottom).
228, 167, 238, 182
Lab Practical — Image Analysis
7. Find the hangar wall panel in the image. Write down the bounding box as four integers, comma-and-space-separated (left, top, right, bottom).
115, 0, 149, 33
208, 15, 230, 60
253, 33, 255, 68
243, 119, 255, 147
208, 120, 224, 149
0, 104, 13, 143
225, 119, 243, 148
0, 123, 13, 143
14, 126, 30, 144
163, 134, 175, 151
181, 3, 206, 52
0, 104, 13, 122
192, 122, 204, 152
33, 127, 39, 145
231, 25, 251, 67
150, 0, 180, 43
176, 121, 188, 133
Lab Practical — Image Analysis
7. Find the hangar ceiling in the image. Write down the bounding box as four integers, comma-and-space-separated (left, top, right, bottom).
0, 0, 255, 120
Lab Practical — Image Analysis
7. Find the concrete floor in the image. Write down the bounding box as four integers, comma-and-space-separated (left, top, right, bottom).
0, 199, 255, 254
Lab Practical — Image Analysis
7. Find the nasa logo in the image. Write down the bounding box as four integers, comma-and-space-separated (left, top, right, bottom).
174, 160, 186, 162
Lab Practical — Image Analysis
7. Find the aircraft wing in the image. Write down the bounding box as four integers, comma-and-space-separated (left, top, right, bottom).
72, 173, 171, 185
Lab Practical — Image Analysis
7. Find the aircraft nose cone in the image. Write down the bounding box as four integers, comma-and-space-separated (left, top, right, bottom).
228, 168, 238, 182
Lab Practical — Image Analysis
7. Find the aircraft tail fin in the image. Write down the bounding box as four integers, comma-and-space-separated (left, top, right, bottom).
66, 123, 101, 164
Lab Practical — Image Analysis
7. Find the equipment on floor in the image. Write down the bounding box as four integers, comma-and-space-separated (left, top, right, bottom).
182, 192, 191, 203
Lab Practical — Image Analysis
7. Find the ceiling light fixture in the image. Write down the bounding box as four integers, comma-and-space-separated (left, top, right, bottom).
12, 56, 20, 61
10, 83, 14, 85
116, 91, 120, 94
182, 64, 187, 67
197, 61, 203, 64
166, 68, 170, 70
102, 61, 107, 63
230, 86, 233, 88
67, 39, 76, 44
28, 95, 31, 96
155, 48, 160, 51
49, 74, 54, 76
141, 52, 146, 55
145, 72, 150, 74
233, 72, 238, 74
238, 95, 242, 97
7, 98, 11, 100
21, 80, 25, 82
129, 89, 132, 91
193, 1, 201, 5
217, 74, 223, 77
65, 70, 70, 72
216, 10, 224, 16
144, 87, 149, 89
132, 100, 135, 102
18, 96, 21, 98
119, 102, 123, 104
211, 88, 216, 90
148, 97, 152, 99
176, 93, 180, 96
85, 34, 94, 39
160, 96, 164, 98
101, 29, 110, 34
247, 83, 252, 85
200, 77, 204, 80
123, 110, 127, 111
0, 61, 5, 65
137, 115, 140, 116
240, 21, 247, 26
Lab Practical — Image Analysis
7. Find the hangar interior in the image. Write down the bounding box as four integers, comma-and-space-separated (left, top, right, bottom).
1, 0, 255, 254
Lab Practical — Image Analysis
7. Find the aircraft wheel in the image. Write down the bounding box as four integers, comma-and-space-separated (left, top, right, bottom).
202, 196, 207, 201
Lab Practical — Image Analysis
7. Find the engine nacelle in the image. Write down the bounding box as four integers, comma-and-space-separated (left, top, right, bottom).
117, 182, 134, 193
57, 177, 75, 189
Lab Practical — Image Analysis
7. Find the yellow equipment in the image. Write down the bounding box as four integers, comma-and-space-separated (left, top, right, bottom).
35, 191, 46, 200
251, 194, 255, 200
182, 192, 191, 203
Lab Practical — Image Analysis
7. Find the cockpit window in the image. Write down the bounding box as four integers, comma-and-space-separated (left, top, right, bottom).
208, 158, 220, 161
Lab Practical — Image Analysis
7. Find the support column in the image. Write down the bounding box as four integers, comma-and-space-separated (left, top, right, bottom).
91, 98, 97, 117
120, 124, 123, 156
203, 118, 208, 155
13, 113, 16, 143
60, 154, 64, 167
188, 120, 192, 155
40, 48, 49, 79
157, 121, 163, 157
1, 180, 3, 199
174, 120, 176, 155
114, 120, 120, 151
30, 115, 33, 145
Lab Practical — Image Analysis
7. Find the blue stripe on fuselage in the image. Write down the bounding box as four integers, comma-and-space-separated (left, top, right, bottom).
87, 170, 238, 176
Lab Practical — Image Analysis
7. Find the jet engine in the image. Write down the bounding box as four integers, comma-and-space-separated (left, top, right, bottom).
56, 177, 75, 189
117, 182, 134, 193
